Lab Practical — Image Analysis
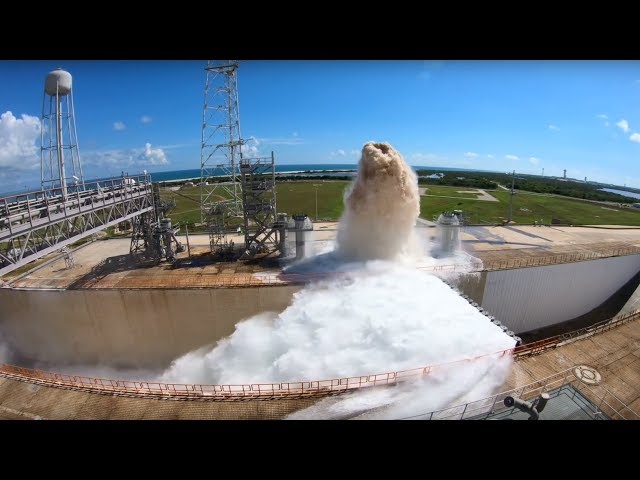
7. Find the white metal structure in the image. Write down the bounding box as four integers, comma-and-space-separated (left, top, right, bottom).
0, 174, 154, 276
41, 68, 84, 200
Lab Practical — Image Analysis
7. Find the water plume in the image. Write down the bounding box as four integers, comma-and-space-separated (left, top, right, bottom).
337, 141, 420, 262
159, 140, 515, 419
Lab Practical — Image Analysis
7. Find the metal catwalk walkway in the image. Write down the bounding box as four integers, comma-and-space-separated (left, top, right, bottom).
0, 174, 153, 276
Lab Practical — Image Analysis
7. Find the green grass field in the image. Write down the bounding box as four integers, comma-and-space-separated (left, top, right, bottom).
419, 186, 640, 225
159, 186, 235, 228
275, 180, 348, 220
159, 180, 640, 228
421, 185, 485, 199
159, 181, 351, 230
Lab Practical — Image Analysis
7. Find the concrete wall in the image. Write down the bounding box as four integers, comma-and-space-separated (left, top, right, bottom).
0, 285, 301, 369
3, 254, 640, 371
480, 254, 640, 333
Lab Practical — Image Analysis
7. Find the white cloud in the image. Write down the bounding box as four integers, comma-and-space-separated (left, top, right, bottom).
464, 151, 478, 158
83, 143, 168, 168
630, 132, 640, 143
330, 149, 346, 157
487, 154, 494, 159
140, 115, 152, 124
113, 121, 126, 131
616, 119, 630, 133
529, 156, 540, 166
0, 111, 41, 171
350, 149, 360, 156
138, 143, 167, 165
547, 124, 559, 131
596, 114, 610, 127
241, 136, 260, 157
505, 154, 519, 161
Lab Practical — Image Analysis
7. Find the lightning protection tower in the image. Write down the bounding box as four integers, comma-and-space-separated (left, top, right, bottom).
200, 60, 243, 251
41, 67, 84, 199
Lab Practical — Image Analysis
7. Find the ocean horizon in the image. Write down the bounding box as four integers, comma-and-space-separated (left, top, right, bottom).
2, 163, 472, 197
149, 163, 484, 183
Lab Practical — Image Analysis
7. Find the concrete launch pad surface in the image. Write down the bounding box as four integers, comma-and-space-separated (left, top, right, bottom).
5, 223, 640, 290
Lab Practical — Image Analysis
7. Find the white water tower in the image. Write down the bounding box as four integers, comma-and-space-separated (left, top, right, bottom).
41, 67, 84, 198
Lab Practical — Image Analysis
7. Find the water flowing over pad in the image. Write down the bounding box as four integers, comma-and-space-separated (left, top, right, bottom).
161, 141, 515, 419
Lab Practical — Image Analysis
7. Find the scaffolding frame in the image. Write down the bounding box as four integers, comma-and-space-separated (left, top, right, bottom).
199, 60, 243, 237
240, 153, 279, 256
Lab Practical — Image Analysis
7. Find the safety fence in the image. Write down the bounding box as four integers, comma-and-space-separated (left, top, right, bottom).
480, 245, 640, 271
2, 308, 640, 400
399, 367, 639, 420
0, 349, 514, 399
218, 247, 640, 288
513, 308, 640, 358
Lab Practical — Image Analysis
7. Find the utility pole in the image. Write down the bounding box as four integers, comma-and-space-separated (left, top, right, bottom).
313, 184, 320, 221
507, 170, 515, 223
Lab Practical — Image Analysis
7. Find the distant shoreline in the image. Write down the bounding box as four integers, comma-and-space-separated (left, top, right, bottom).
157, 169, 358, 185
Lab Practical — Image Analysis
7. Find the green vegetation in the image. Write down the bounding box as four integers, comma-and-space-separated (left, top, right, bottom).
420, 188, 640, 225
276, 180, 349, 220
1, 256, 47, 279
158, 181, 351, 231
418, 171, 496, 190
159, 186, 234, 231
417, 169, 640, 203
421, 185, 484, 199
159, 178, 640, 228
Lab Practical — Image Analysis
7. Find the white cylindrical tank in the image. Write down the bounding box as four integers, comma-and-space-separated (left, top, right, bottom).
44, 68, 72, 96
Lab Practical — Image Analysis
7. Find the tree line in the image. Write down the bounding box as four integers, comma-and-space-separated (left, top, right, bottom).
416, 170, 639, 203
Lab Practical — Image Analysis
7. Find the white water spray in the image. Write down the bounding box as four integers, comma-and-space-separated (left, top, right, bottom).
161, 141, 515, 419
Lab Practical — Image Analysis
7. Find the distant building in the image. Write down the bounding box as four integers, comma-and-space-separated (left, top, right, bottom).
424, 173, 445, 179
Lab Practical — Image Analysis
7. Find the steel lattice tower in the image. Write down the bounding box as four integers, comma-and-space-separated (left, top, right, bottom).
199, 60, 281, 258
41, 68, 84, 199
200, 61, 243, 243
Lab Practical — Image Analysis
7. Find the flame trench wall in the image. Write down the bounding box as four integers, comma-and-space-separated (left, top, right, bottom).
0, 286, 301, 368
1, 254, 639, 369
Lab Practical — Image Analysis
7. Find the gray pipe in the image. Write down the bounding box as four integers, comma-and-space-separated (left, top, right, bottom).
503, 392, 550, 420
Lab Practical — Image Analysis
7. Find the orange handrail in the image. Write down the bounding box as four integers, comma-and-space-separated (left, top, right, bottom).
0, 310, 637, 399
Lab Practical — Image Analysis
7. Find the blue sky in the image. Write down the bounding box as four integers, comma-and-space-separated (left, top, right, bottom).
1, 60, 640, 191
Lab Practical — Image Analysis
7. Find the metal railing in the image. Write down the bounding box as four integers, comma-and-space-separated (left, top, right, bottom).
1, 173, 154, 275
0, 349, 514, 400
0, 306, 638, 402
480, 246, 640, 271
513, 308, 640, 358
0, 173, 151, 235
400, 367, 639, 420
